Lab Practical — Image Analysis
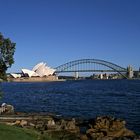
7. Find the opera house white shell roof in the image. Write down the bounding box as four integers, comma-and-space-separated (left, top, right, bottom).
11, 73, 21, 78
32, 62, 44, 72
21, 69, 39, 77
22, 62, 56, 77
11, 62, 56, 78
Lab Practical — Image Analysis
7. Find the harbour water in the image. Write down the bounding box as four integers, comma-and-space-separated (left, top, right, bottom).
1, 80, 140, 134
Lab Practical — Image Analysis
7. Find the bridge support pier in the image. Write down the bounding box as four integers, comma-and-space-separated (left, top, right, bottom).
127, 65, 134, 78
74, 72, 79, 79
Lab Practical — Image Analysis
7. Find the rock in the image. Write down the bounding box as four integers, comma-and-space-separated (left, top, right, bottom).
5, 104, 14, 114
46, 119, 57, 130
86, 128, 96, 134
56, 118, 80, 133
15, 120, 21, 125
134, 136, 140, 140
0, 103, 14, 114
0, 107, 4, 114
110, 119, 126, 131
47, 119, 55, 129
107, 128, 135, 138
66, 118, 76, 130
45, 130, 80, 140
6, 122, 16, 126
35, 120, 45, 130
80, 134, 88, 140
29, 122, 35, 127
60, 119, 67, 130
67, 119, 80, 133
20, 120, 28, 127
87, 128, 104, 140
122, 128, 135, 137
86, 116, 136, 140
48, 119, 55, 126
97, 136, 114, 140
0, 113, 138, 140
94, 116, 112, 130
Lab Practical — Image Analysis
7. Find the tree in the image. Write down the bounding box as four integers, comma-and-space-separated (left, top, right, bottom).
0, 33, 16, 80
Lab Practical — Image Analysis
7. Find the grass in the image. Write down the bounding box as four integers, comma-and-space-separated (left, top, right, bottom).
0, 124, 39, 140
42, 130, 79, 140
0, 124, 77, 140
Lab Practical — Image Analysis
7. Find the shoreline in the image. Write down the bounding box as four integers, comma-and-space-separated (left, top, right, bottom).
4, 78, 140, 83
0, 104, 139, 139
7, 77, 66, 82
0, 112, 139, 140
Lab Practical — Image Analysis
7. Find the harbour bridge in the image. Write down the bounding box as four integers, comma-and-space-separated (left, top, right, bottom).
55, 59, 128, 78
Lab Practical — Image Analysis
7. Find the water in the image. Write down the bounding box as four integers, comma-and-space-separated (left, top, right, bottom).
1, 80, 140, 134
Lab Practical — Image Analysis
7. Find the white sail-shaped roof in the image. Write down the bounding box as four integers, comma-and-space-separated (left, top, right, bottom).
33, 62, 55, 77
32, 62, 44, 72
35, 64, 46, 77
20, 62, 56, 78
11, 73, 21, 78
45, 66, 56, 75
21, 69, 39, 77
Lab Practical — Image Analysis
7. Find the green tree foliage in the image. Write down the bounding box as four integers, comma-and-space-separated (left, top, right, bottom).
0, 33, 16, 80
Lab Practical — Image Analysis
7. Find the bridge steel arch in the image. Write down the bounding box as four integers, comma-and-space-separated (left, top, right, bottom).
55, 59, 127, 77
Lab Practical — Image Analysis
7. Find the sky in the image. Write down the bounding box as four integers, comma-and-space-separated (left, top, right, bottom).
0, 0, 140, 72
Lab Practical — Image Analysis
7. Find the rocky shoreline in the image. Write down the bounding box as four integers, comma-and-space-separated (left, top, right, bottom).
0, 104, 140, 140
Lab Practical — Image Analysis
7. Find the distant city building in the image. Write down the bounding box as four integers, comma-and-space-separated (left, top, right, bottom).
103, 73, 109, 79
11, 62, 56, 78
99, 73, 103, 79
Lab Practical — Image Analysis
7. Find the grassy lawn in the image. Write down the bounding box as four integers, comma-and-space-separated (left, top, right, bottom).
0, 124, 38, 140
0, 124, 76, 140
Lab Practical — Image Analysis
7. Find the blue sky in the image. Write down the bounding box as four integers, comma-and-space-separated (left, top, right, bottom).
0, 0, 140, 72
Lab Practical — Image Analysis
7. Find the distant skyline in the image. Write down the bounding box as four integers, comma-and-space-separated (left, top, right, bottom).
0, 0, 140, 72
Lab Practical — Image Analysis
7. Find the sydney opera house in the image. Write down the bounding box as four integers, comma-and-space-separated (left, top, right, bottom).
11, 62, 56, 78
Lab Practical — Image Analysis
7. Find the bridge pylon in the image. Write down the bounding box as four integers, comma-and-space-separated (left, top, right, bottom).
74, 72, 79, 79
127, 65, 134, 78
